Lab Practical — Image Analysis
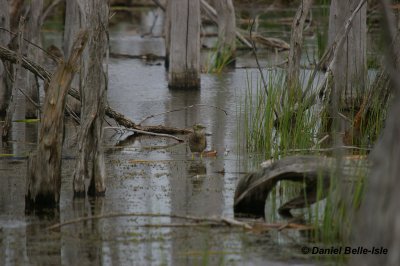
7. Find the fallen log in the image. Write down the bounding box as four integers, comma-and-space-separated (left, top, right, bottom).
0, 44, 191, 135
234, 155, 368, 219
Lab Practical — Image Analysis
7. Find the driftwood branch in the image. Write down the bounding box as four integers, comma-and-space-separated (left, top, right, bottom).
47, 212, 253, 230
234, 156, 368, 218
139, 104, 228, 125
104, 126, 184, 142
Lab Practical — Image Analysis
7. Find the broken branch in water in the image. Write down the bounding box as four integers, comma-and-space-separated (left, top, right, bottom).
104, 126, 184, 142
47, 212, 253, 230
139, 104, 228, 125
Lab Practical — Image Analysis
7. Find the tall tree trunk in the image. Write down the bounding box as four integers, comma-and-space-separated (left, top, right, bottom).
24, 0, 43, 119
212, 0, 236, 64
328, 0, 367, 109
287, 0, 313, 100
163, 0, 171, 69
0, 0, 11, 116
73, 0, 108, 197
63, 0, 82, 114
168, 0, 200, 89
351, 2, 400, 265
25, 31, 88, 210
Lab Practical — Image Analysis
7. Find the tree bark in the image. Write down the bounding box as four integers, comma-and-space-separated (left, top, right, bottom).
0, 0, 11, 116
351, 2, 400, 265
25, 30, 88, 211
24, 0, 43, 119
168, 0, 200, 89
287, 0, 313, 100
63, 0, 82, 114
73, 0, 109, 197
328, 0, 367, 109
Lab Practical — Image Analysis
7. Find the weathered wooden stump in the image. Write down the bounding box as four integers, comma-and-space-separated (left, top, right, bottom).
25, 31, 88, 211
167, 0, 200, 89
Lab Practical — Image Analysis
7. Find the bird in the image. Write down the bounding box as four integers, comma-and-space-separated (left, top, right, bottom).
188, 124, 207, 155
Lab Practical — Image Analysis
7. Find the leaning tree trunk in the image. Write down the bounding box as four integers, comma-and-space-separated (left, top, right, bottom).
63, 0, 82, 115
212, 0, 236, 64
286, 0, 313, 100
328, 0, 367, 110
25, 31, 88, 210
73, 0, 108, 197
168, 0, 201, 89
0, 0, 11, 116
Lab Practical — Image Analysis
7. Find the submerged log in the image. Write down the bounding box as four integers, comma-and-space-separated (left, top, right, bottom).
234, 156, 367, 218
25, 30, 88, 211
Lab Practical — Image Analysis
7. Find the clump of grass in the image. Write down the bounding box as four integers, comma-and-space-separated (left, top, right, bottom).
238, 67, 389, 257
204, 40, 235, 73
241, 70, 319, 158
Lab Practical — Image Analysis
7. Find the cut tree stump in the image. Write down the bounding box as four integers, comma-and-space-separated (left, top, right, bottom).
234, 155, 368, 218
25, 30, 88, 211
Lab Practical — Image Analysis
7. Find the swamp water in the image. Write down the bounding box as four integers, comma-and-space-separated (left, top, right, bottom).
0, 5, 337, 266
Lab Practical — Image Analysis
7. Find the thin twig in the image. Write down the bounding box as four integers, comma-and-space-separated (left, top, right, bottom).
104, 126, 184, 142
47, 212, 253, 230
139, 104, 228, 125
0, 27, 61, 63
288, 146, 372, 153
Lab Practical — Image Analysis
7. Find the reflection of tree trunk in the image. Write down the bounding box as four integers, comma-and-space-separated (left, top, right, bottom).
26, 213, 61, 265
287, 0, 313, 99
73, 0, 108, 197
25, 31, 88, 210
328, 0, 367, 109
0, 0, 11, 116
168, 0, 200, 89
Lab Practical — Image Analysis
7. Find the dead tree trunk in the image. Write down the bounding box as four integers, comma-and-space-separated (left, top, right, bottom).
25, 31, 88, 210
0, 0, 11, 116
163, 0, 171, 69
2, 17, 24, 141
73, 0, 108, 197
287, 0, 313, 100
168, 0, 201, 89
63, 0, 82, 114
328, 0, 367, 109
350, 2, 400, 265
24, 0, 43, 119
212, 0, 236, 64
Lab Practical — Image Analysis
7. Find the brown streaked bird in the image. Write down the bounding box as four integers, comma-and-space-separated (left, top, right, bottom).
188, 124, 207, 154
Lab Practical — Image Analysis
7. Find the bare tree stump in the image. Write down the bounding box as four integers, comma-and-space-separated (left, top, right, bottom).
287, 0, 313, 99
328, 0, 367, 109
212, 0, 236, 65
0, 0, 11, 116
168, 0, 200, 89
63, 0, 82, 115
73, 0, 108, 197
25, 30, 88, 211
